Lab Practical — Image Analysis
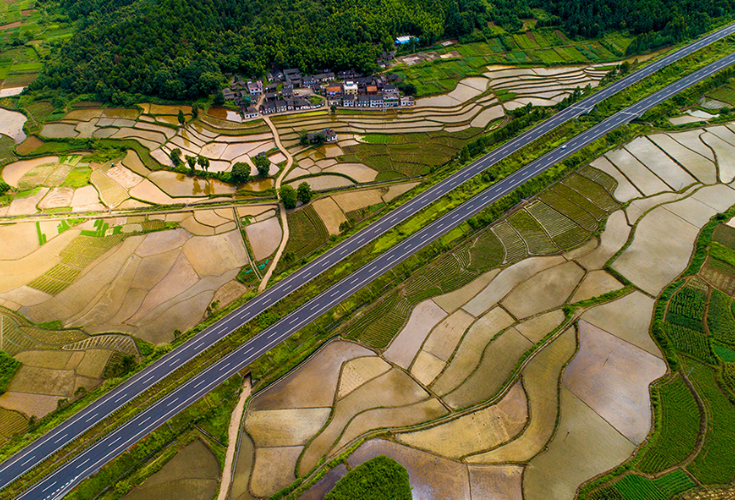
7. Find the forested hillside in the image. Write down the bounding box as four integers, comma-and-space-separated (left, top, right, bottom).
27, 0, 734, 102
33, 0, 486, 101
535, 0, 732, 40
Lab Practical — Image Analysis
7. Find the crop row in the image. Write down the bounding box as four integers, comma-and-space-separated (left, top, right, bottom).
0, 408, 27, 441
666, 286, 707, 333
509, 210, 559, 255
664, 324, 713, 363
706, 289, 735, 347
686, 361, 735, 484
540, 186, 599, 231
578, 165, 618, 195
553, 226, 592, 251
492, 221, 527, 263
713, 224, 735, 250
700, 259, 735, 296
467, 230, 505, 272
554, 182, 607, 220
281, 206, 329, 261
636, 375, 700, 474
526, 201, 578, 238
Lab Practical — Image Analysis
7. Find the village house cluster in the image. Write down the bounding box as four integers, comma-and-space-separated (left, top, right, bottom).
222, 67, 414, 118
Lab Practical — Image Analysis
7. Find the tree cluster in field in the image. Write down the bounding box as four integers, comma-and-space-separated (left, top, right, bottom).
279, 181, 312, 209
324, 456, 412, 500
0, 351, 21, 395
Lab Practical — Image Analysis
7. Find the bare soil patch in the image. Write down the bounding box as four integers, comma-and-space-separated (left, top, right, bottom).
605, 148, 670, 196
444, 327, 532, 409
184, 231, 248, 277
332, 189, 384, 213
336, 356, 390, 399
468, 465, 524, 500
312, 197, 347, 236
331, 399, 448, 455
463, 256, 566, 317
422, 309, 475, 361
123, 439, 219, 500
433, 269, 500, 314
612, 206, 699, 295
299, 368, 428, 474
581, 291, 660, 358
570, 270, 623, 303
245, 408, 331, 447
649, 133, 716, 184
245, 217, 282, 261
589, 157, 642, 202
383, 300, 447, 369
468, 326, 577, 464
0, 223, 39, 261
250, 341, 372, 411
563, 320, 666, 445
432, 306, 515, 396
576, 210, 630, 270
523, 388, 635, 500
347, 439, 471, 500
515, 309, 565, 343
398, 381, 527, 458
624, 136, 696, 189
501, 261, 585, 319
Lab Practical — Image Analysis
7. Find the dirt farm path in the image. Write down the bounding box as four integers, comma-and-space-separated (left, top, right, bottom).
258, 116, 292, 291
217, 376, 252, 500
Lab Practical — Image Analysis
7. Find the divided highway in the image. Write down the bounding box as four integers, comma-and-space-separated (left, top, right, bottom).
4, 23, 735, 500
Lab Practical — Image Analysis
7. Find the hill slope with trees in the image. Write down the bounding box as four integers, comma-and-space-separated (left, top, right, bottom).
28, 0, 735, 102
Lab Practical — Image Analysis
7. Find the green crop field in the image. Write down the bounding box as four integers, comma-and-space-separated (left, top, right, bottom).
280, 206, 329, 263
562, 173, 619, 212
714, 224, 735, 249
724, 362, 735, 391
664, 323, 713, 362
636, 376, 700, 473
613, 475, 666, 500
714, 343, 735, 362
509, 209, 558, 254
707, 289, 735, 346
686, 361, 735, 484
652, 469, 696, 497
666, 286, 707, 332
707, 85, 735, 105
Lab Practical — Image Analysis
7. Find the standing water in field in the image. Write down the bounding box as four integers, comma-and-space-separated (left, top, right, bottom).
0, 107, 27, 143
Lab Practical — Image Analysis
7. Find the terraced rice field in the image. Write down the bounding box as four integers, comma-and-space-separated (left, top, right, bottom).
229, 122, 735, 499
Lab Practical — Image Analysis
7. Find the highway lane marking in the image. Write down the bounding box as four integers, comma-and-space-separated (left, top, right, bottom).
42, 482, 55, 492
166, 398, 178, 407
76, 459, 89, 469
110, 437, 121, 446
20, 456, 35, 466
139, 417, 151, 425
85, 413, 98, 423
194, 380, 207, 389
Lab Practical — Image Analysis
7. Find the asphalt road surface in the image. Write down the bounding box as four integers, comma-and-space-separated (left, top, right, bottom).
5, 24, 735, 500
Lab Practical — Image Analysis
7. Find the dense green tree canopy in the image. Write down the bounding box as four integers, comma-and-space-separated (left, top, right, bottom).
533, 0, 731, 40
33, 0, 488, 101
29, 0, 733, 101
